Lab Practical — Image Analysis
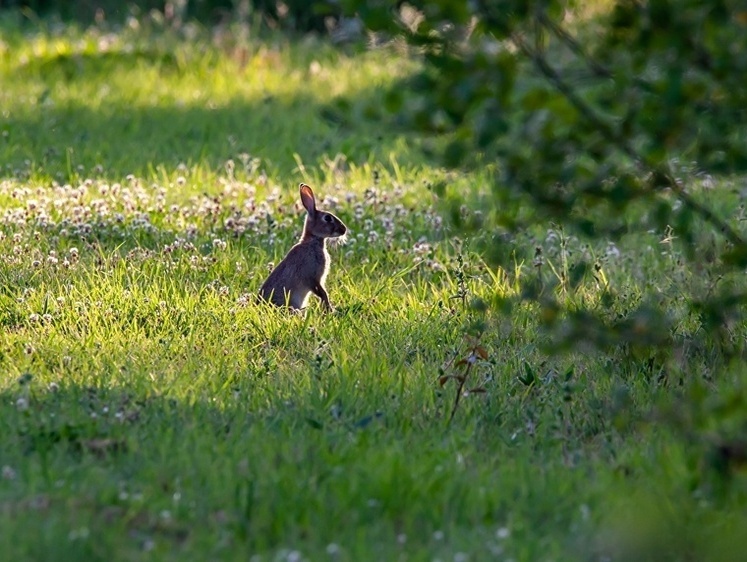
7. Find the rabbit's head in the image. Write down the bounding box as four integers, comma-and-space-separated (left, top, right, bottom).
300, 184, 347, 239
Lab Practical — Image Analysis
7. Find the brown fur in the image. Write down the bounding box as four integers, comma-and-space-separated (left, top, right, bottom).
259, 184, 347, 311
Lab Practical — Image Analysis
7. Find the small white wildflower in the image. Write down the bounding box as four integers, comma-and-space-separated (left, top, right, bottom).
213, 239, 227, 251
605, 243, 621, 259
496, 526, 510, 539
326, 543, 340, 555
2, 465, 16, 480
433, 530, 444, 541
397, 533, 407, 545
454, 554, 469, 562
16, 397, 29, 411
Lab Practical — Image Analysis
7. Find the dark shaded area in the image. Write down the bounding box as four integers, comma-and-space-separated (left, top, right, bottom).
0, 381, 303, 554
0, 0, 341, 31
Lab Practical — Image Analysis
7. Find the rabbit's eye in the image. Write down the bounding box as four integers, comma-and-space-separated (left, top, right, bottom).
323, 215, 332, 223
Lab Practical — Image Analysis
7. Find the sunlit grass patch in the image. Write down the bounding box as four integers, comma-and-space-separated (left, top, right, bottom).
0, 16, 745, 562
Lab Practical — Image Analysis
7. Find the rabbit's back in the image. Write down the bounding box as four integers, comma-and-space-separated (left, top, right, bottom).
259, 238, 329, 308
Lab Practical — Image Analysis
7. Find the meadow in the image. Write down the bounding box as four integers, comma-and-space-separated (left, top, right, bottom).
1, 12, 745, 562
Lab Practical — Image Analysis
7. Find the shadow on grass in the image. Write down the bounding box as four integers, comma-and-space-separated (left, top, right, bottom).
2, 45, 430, 182
0, 378, 391, 556
0, 381, 279, 554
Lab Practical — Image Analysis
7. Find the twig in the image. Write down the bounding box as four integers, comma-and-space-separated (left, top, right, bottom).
536, 11, 611, 79
448, 357, 474, 424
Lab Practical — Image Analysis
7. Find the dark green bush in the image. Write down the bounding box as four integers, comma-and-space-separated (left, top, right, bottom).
342, 0, 747, 344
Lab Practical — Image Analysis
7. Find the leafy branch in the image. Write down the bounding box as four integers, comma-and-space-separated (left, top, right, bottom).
511, 25, 747, 249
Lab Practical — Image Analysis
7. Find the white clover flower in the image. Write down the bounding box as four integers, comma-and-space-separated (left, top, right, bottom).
605, 243, 621, 259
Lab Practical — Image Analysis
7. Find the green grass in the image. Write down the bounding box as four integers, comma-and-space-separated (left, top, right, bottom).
1, 15, 746, 562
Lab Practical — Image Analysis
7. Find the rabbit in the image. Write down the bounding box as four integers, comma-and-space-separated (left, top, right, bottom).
259, 183, 347, 311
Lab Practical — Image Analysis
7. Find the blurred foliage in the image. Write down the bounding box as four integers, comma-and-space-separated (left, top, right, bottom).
343, 0, 747, 544
0, 0, 341, 30
341, 0, 747, 347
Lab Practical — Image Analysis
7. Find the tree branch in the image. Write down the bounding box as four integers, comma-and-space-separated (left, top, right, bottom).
511, 33, 747, 248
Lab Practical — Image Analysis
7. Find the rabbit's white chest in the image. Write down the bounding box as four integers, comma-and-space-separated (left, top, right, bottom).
319, 248, 330, 283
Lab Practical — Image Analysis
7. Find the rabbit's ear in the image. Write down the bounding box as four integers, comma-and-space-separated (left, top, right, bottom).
299, 184, 316, 214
